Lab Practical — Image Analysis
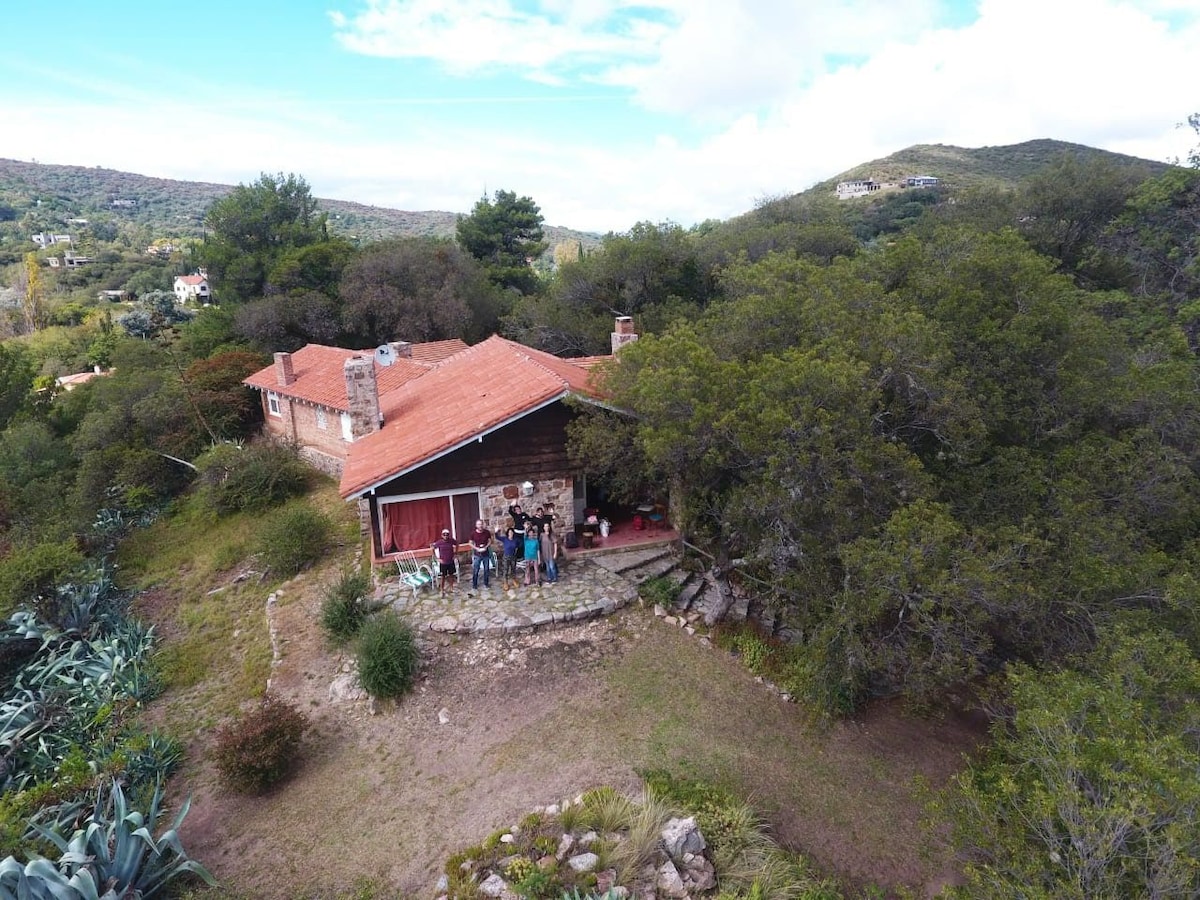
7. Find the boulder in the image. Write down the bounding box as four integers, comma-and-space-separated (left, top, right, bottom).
567, 852, 600, 874
479, 874, 508, 897
655, 861, 688, 898
556, 833, 574, 860
682, 855, 716, 892
661, 817, 707, 861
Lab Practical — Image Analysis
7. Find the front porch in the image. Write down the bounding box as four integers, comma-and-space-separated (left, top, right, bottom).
372, 540, 680, 636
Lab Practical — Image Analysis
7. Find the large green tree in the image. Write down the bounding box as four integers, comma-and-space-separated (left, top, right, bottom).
456, 190, 546, 294
200, 173, 327, 303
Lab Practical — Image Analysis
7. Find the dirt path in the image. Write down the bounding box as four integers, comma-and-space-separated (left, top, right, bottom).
175, 573, 981, 898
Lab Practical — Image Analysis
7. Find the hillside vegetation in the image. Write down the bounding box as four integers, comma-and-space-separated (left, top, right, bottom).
0, 157, 598, 248
802, 137, 1174, 194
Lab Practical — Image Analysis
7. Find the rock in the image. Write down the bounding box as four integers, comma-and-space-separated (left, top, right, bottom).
544, 803, 559, 816
328, 673, 367, 703
438, 708, 451, 725
661, 817, 706, 860
579, 830, 599, 847
596, 868, 618, 893
682, 855, 716, 892
556, 833, 574, 860
480, 874, 508, 897
663, 616, 678, 626
435, 875, 449, 892
610, 888, 630, 900
500, 833, 515, 844
653, 604, 666, 617
536, 856, 557, 872
655, 861, 688, 898
567, 852, 600, 874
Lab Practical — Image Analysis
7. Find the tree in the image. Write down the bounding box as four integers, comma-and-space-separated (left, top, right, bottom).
938, 624, 1200, 899
456, 189, 546, 294
339, 238, 489, 345
200, 173, 327, 303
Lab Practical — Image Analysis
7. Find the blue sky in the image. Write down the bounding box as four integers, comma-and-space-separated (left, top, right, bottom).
1, 0, 1197, 233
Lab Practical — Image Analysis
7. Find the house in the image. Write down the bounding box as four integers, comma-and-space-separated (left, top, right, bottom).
32, 232, 72, 247
905, 175, 940, 188
243, 317, 640, 560
836, 179, 882, 200
55, 366, 107, 392
173, 272, 210, 304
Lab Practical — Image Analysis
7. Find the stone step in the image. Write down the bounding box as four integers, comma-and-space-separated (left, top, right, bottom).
625, 555, 681, 584
673, 574, 706, 612
598, 546, 675, 576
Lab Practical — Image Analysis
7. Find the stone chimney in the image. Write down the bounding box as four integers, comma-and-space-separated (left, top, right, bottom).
343, 356, 382, 439
274, 352, 296, 386
611, 316, 638, 354
389, 341, 413, 359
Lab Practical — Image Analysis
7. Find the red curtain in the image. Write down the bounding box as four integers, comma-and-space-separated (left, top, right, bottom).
381, 497, 447, 552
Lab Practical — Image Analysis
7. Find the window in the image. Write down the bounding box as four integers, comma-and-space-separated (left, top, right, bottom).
316, 408, 327, 430
341, 413, 353, 442
267, 392, 281, 417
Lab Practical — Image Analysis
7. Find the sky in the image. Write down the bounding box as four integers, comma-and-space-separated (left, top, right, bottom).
0, 0, 1197, 234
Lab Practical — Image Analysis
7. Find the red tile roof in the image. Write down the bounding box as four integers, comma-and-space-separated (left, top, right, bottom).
339, 336, 608, 498
243, 340, 469, 411
177, 275, 207, 286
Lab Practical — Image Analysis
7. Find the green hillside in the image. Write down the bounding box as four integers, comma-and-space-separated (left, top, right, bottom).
0, 157, 599, 248
803, 138, 1174, 196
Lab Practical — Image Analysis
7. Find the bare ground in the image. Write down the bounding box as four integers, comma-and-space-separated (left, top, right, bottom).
161, 567, 982, 899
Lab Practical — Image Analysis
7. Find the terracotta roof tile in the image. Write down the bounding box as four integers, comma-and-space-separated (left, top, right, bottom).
339, 336, 608, 498
243, 340, 468, 411
177, 275, 206, 285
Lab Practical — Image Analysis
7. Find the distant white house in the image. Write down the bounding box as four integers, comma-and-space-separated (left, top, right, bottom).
174, 271, 210, 304
905, 175, 940, 187
836, 179, 881, 200
32, 232, 72, 247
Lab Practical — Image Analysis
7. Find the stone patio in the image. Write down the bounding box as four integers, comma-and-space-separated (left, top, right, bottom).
374, 556, 641, 636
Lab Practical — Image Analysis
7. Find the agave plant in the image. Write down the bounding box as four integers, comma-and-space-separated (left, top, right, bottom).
0, 856, 109, 900
27, 780, 214, 899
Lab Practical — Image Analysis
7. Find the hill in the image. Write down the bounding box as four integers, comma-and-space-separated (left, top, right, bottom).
803, 138, 1175, 196
0, 158, 599, 248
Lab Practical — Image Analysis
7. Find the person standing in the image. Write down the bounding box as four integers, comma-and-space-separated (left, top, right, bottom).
498, 527, 520, 590
523, 526, 542, 586
539, 522, 559, 583
508, 503, 531, 560
431, 528, 458, 596
469, 519, 493, 589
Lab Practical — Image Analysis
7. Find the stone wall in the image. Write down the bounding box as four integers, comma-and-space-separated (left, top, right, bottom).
480, 476, 575, 534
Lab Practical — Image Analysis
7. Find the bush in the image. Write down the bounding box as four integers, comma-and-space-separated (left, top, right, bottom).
0, 540, 85, 617
258, 503, 332, 576
356, 612, 420, 699
195, 441, 310, 514
321, 569, 373, 643
637, 575, 678, 609
213, 694, 309, 793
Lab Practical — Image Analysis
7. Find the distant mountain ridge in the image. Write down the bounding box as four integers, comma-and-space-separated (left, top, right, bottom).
804, 138, 1175, 196
0, 158, 600, 249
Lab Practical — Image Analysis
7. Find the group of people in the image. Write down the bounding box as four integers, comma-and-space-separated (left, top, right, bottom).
429, 503, 562, 595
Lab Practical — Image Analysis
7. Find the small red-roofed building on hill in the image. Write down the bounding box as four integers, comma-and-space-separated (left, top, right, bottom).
243, 318, 639, 559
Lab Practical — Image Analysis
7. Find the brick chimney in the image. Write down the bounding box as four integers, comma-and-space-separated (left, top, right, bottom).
611, 316, 638, 354
343, 356, 381, 439
389, 341, 413, 359
274, 352, 296, 386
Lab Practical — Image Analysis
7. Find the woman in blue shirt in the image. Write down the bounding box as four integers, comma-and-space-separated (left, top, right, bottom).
523, 528, 542, 586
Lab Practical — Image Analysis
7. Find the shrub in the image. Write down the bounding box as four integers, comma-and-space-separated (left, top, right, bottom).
356, 612, 420, 699
195, 441, 310, 514
637, 575, 678, 609
0, 540, 85, 617
212, 694, 309, 793
321, 569, 373, 643
257, 503, 332, 576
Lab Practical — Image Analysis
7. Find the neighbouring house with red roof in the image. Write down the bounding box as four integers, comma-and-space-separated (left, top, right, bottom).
243, 317, 638, 560
173, 272, 210, 304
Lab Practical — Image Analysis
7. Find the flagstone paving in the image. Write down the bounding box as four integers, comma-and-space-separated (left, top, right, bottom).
374, 557, 640, 636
